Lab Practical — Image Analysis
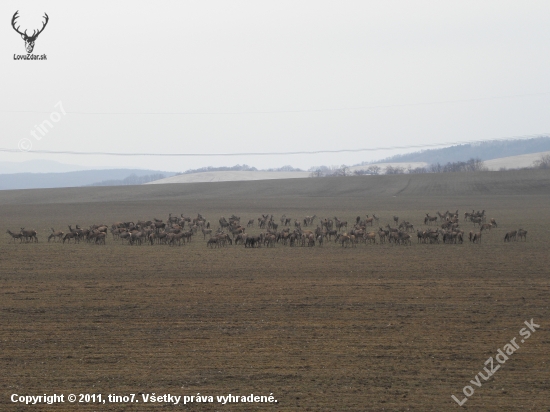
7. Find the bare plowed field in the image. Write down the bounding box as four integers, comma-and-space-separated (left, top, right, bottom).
1, 171, 549, 411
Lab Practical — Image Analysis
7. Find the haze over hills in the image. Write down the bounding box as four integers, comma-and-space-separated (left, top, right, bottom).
2, 137, 549, 189
371, 136, 550, 165
0, 159, 108, 174
0, 169, 177, 191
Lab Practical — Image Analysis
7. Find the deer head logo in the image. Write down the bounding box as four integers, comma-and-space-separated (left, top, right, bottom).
11, 11, 49, 54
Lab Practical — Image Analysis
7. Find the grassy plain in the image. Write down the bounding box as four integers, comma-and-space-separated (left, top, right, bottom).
1, 170, 549, 411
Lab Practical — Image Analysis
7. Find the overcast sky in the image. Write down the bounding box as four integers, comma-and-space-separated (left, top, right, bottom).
2, 1, 550, 172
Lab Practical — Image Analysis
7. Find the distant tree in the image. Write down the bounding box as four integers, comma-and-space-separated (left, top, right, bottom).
408, 166, 427, 174
367, 165, 381, 175
338, 165, 350, 176
533, 154, 550, 169
385, 165, 405, 175
428, 158, 486, 173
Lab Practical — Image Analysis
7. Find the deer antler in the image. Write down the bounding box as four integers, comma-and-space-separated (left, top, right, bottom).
11, 11, 49, 40
11, 11, 27, 37
31, 13, 49, 39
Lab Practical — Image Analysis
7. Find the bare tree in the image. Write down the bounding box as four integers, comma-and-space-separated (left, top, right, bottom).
339, 165, 350, 176
533, 154, 550, 169
310, 169, 323, 178
367, 165, 381, 175
385, 165, 405, 175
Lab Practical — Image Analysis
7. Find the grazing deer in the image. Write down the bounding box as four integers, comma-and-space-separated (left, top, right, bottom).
7, 230, 23, 243
424, 214, 437, 225
480, 223, 492, 231
94, 232, 106, 245
48, 228, 64, 242
335, 233, 351, 247
63, 232, 79, 244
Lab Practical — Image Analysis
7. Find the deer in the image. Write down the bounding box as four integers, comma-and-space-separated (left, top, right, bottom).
48, 228, 64, 242
202, 227, 213, 239
7, 230, 23, 243
378, 229, 387, 244
93, 232, 106, 245
334, 217, 347, 232
20, 228, 38, 243
63, 231, 79, 244
424, 214, 437, 225
472, 232, 482, 244
11, 11, 49, 54
504, 230, 517, 242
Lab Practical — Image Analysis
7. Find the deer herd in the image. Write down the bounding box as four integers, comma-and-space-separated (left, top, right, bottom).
6, 209, 529, 248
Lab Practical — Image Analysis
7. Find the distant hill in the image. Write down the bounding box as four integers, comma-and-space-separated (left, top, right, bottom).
1, 169, 549, 207
0, 169, 177, 190
146, 171, 311, 184
373, 136, 550, 165
0, 159, 104, 174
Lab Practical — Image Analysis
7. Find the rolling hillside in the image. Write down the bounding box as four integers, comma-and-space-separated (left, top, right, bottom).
0, 169, 177, 190
0, 169, 548, 207
375, 136, 550, 164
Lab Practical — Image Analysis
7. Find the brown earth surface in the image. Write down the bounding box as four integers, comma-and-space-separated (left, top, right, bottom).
1, 170, 549, 411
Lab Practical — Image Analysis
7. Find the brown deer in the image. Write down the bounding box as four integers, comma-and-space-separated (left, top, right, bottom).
20, 228, 38, 243
480, 223, 492, 231
7, 230, 23, 243
424, 214, 438, 225
504, 230, 517, 242
63, 232, 79, 244
48, 228, 64, 242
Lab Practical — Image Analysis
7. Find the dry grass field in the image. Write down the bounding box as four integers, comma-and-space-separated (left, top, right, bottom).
1, 170, 549, 411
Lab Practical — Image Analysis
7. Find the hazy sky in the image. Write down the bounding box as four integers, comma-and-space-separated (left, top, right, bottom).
2, 1, 550, 172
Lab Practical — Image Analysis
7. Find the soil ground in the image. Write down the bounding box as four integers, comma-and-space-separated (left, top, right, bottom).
1, 170, 549, 411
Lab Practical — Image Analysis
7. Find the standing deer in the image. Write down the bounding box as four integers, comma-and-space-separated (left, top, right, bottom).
20, 228, 38, 243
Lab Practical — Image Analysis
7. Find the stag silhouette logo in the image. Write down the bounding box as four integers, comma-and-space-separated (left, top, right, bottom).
11, 11, 49, 54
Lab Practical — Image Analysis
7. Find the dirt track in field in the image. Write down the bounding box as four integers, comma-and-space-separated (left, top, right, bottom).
1, 171, 549, 411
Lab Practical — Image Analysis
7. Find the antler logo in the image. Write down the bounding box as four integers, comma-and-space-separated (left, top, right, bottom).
11, 11, 49, 54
